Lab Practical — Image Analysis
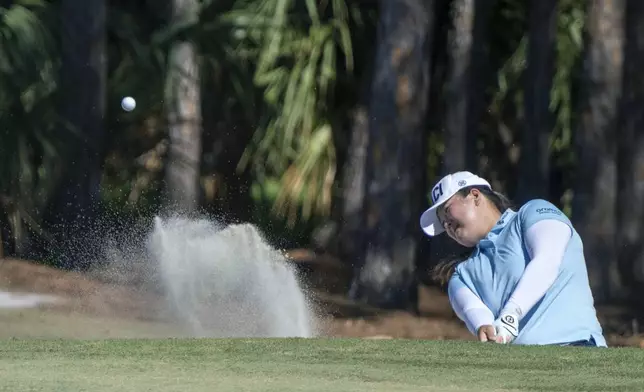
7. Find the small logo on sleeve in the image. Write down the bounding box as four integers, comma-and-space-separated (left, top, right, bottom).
536, 207, 562, 215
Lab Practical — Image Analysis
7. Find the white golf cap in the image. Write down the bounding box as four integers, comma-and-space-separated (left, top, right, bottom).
419, 171, 491, 236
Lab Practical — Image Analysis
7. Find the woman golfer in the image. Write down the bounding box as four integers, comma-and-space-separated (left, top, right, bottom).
420, 171, 607, 347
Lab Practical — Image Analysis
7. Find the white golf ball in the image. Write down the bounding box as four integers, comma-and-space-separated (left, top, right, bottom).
121, 96, 136, 112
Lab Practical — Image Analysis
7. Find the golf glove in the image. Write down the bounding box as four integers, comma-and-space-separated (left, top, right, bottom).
493, 311, 519, 344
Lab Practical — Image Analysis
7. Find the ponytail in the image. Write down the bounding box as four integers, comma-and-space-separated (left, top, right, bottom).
431, 248, 474, 287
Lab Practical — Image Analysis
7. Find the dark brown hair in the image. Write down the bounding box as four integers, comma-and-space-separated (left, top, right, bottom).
430, 186, 515, 287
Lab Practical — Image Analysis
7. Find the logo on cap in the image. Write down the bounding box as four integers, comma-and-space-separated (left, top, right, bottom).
458, 180, 467, 186
431, 183, 443, 203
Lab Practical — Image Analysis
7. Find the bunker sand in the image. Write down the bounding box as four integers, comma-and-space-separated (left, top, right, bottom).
0, 257, 641, 347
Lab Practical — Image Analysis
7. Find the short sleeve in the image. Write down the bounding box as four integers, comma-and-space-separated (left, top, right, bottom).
517, 199, 572, 234
447, 270, 466, 320
447, 267, 467, 293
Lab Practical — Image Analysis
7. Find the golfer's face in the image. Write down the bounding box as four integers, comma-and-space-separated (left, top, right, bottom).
438, 194, 478, 247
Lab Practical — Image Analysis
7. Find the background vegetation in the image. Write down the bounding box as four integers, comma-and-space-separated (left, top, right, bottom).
1, 0, 641, 315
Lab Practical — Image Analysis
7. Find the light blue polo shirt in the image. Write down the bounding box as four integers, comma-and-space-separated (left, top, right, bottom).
449, 199, 607, 346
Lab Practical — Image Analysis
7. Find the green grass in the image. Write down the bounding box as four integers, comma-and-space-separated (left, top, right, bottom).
0, 339, 642, 391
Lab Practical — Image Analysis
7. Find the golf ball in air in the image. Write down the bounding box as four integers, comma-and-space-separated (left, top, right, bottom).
121, 96, 136, 111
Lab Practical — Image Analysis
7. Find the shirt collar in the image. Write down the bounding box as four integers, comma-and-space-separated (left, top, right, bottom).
475, 209, 516, 251
490, 208, 516, 234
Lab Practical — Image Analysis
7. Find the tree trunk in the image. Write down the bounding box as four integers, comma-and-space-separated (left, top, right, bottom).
338, 105, 369, 264
164, 0, 202, 214
616, 0, 644, 308
572, 0, 625, 303
48, 0, 106, 269
348, 0, 434, 311
516, 0, 557, 204
443, 0, 494, 173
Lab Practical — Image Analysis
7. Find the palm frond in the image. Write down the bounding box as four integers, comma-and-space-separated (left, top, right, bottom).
233, 0, 356, 225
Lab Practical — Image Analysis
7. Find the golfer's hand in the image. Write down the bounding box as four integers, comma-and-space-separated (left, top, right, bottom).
477, 325, 497, 342
493, 311, 519, 344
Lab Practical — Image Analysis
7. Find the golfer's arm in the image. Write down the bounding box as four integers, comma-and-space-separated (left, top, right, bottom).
502, 219, 572, 319
448, 284, 495, 335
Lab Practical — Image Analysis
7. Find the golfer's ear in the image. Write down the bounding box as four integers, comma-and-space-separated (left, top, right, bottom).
470, 188, 481, 202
